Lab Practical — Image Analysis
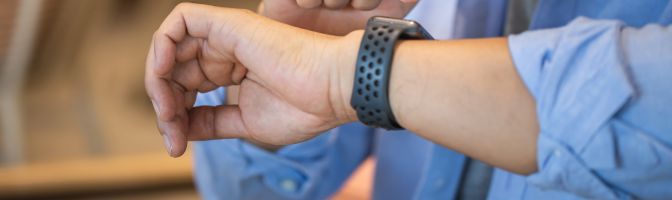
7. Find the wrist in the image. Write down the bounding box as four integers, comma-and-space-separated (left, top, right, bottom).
327, 30, 364, 124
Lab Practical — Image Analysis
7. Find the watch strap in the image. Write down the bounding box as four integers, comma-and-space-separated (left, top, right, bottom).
350, 17, 432, 130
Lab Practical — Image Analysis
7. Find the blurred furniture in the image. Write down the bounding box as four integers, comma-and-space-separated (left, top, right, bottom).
0, 0, 373, 199
1, 0, 43, 166
0, 1, 246, 199
0, 152, 194, 199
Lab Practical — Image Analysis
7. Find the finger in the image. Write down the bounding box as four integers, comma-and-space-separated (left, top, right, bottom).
198, 81, 220, 92
172, 60, 208, 90
296, 0, 322, 8
258, 1, 264, 14
156, 81, 189, 157
226, 85, 241, 105
185, 90, 197, 110
156, 82, 190, 157
172, 58, 245, 94
198, 53, 244, 86
170, 80, 189, 119
170, 59, 220, 112
148, 3, 227, 121
172, 60, 203, 90
350, 0, 383, 10
174, 50, 246, 93
146, 35, 177, 121
157, 114, 188, 157
175, 37, 202, 63
323, 0, 349, 9
145, 77, 177, 121
186, 105, 248, 141
231, 62, 248, 85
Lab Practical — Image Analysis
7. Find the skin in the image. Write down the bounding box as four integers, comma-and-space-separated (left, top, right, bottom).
241, 0, 418, 150
145, 3, 539, 174
261, 0, 417, 35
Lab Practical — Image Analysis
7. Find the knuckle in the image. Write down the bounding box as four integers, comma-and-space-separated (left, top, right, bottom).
152, 30, 161, 39
175, 2, 193, 10
296, 0, 322, 8
324, 0, 348, 9
351, 0, 378, 10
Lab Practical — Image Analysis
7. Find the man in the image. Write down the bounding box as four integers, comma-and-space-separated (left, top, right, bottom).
145, 0, 672, 199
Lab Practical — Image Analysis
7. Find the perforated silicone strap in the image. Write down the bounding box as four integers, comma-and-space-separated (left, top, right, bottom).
350, 17, 432, 130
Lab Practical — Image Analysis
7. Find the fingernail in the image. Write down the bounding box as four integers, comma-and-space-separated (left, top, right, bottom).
162, 134, 173, 156
151, 100, 161, 116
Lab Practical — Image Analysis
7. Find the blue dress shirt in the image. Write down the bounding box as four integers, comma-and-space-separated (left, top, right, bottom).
192, 0, 672, 199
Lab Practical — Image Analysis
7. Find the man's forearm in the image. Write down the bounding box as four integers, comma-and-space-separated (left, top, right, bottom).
148, 2, 539, 172
334, 32, 539, 174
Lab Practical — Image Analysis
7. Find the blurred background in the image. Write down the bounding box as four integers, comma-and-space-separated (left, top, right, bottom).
0, 0, 372, 199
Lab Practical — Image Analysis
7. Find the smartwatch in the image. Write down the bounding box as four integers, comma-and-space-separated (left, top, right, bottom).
350, 16, 433, 130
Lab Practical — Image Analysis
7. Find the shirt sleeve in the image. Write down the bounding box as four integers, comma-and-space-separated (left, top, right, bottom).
192, 87, 375, 200
509, 17, 672, 199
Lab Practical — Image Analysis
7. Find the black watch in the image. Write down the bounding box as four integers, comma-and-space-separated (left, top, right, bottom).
350, 16, 433, 130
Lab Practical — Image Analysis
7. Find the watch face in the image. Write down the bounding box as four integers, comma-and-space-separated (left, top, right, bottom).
370, 16, 434, 40
371, 16, 418, 27
403, 24, 433, 40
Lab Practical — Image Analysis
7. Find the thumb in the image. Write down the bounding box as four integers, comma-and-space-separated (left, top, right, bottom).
186, 105, 249, 141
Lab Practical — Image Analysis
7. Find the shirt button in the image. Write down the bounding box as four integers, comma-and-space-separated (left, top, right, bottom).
280, 179, 297, 192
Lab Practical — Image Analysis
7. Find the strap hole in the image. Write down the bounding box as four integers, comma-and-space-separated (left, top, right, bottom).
373, 91, 378, 98
375, 69, 381, 75
383, 37, 389, 42
380, 47, 385, 53
374, 80, 379, 86
361, 55, 367, 62
366, 73, 372, 80
358, 77, 364, 84
377, 58, 383, 64
368, 62, 374, 69
370, 51, 376, 57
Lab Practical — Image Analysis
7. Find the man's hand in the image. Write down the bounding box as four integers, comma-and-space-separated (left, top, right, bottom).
146, 2, 539, 175
227, 0, 415, 150
261, 0, 417, 35
145, 3, 358, 157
